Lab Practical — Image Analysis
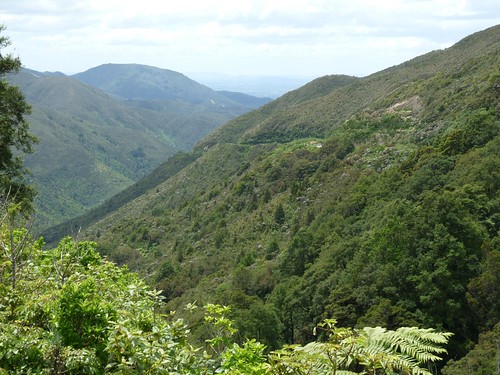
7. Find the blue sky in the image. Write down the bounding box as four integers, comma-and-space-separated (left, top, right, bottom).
1, 0, 499, 78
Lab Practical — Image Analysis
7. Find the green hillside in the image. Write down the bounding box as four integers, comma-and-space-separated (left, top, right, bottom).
47, 25, 499, 372
11, 68, 262, 229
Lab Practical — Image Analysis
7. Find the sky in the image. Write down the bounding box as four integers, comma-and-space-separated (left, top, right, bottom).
1, 0, 499, 79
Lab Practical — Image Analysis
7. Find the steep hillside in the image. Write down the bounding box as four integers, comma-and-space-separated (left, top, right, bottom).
49, 25, 499, 371
198, 23, 500, 148
40, 74, 357, 245
42, 150, 199, 244
11, 69, 260, 228
11, 71, 176, 226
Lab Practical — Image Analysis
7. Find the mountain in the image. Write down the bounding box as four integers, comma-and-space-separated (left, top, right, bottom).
43, 25, 500, 371
12, 67, 265, 228
72, 63, 270, 107
72, 63, 219, 101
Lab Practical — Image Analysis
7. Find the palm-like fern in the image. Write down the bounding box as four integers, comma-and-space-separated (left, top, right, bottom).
359, 326, 453, 374
269, 319, 453, 375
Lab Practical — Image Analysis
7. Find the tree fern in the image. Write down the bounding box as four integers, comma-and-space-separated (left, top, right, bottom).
382, 327, 452, 363
269, 319, 452, 375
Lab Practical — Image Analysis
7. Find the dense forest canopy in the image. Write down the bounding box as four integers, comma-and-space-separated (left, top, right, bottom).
0, 215, 453, 373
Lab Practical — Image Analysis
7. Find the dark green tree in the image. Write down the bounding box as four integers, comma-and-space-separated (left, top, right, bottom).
0, 25, 36, 211
274, 203, 285, 225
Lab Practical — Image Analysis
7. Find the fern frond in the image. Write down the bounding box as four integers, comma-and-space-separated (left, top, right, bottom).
383, 327, 452, 363
352, 325, 452, 373
273, 321, 452, 374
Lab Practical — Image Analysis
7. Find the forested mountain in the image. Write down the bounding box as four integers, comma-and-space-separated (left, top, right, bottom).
72, 63, 272, 107
10, 68, 265, 228
45, 25, 499, 372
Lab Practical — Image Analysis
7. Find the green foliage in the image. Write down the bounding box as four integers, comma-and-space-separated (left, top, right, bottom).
274, 203, 286, 225
219, 339, 269, 374
105, 318, 205, 374
0, 214, 453, 373
280, 229, 315, 277
438, 108, 499, 155
269, 319, 452, 375
466, 242, 500, 332
204, 303, 239, 358
58, 277, 114, 360
0, 218, 204, 373
0, 26, 37, 212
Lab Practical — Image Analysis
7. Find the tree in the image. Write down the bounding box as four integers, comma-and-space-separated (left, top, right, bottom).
274, 203, 286, 225
0, 25, 37, 212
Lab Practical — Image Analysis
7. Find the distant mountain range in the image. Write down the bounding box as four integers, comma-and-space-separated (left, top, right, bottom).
11, 64, 271, 228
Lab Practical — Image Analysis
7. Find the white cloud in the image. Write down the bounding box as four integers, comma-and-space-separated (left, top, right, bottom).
0, 0, 498, 76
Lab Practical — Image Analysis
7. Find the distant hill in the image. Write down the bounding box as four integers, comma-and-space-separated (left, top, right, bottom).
73, 63, 217, 102
217, 90, 272, 108
23, 68, 66, 77
11, 66, 265, 228
43, 25, 500, 372
189, 72, 316, 98
72, 63, 269, 107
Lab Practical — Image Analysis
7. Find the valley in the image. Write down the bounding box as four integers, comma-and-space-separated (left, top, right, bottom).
9, 64, 271, 228
1, 23, 499, 374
